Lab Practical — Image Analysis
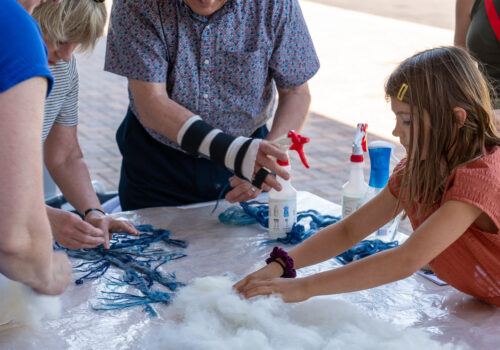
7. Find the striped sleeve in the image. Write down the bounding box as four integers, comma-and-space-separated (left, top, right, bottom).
55, 56, 79, 127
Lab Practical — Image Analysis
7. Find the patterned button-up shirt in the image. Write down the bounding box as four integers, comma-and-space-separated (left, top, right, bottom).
105, 0, 319, 149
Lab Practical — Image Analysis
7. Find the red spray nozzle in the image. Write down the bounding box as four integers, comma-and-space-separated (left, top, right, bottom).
350, 123, 368, 162
359, 123, 368, 152
288, 130, 310, 168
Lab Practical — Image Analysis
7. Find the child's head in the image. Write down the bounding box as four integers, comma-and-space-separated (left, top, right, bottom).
385, 46, 500, 214
33, 0, 106, 65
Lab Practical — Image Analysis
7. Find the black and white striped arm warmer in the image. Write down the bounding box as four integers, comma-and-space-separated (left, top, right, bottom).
177, 115, 264, 185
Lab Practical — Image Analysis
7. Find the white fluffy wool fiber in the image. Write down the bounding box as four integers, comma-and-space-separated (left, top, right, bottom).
0, 274, 61, 328
144, 276, 463, 350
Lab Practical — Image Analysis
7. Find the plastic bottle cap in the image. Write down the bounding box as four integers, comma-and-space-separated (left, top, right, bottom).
277, 159, 290, 166
350, 154, 364, 162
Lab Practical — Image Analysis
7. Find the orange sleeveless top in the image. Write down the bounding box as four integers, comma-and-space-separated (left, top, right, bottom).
388, 145, 500, 306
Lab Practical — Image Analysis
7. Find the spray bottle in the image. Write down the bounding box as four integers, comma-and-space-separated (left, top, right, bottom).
268, 130, 310, 239
341, 123, 368, 219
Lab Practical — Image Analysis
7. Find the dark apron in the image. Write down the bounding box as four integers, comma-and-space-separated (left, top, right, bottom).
116, 108, 268, 210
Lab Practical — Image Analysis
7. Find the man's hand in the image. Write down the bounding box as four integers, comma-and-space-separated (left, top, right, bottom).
32, 251, 72, 296
225, 176, 266, 203
84, 211, 140, 249
252, 141, 290, 190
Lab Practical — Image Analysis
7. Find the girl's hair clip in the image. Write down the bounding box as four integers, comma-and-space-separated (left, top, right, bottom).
396, 83, 409, 101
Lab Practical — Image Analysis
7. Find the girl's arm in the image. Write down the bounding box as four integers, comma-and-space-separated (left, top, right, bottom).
289, 186, 400, 269
240, 200, 482, 302
234, 186, 401, 291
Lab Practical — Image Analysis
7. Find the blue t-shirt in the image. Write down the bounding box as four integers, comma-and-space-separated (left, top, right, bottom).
0, 0, 53, 95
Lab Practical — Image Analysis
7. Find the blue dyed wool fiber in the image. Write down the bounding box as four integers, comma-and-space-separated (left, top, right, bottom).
219, 202, 398, 262
55, 224, 188, 316
219, 201, 340, 244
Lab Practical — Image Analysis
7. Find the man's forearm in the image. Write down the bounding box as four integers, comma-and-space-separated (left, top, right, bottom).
266, 83, 311, 141
130, 79, 194, 142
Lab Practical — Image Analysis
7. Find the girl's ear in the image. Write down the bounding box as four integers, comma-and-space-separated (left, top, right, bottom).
453, 107, 467, 128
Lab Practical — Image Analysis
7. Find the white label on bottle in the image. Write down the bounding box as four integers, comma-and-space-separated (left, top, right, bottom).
268, 199, 297, 238
342, 195, 363, 219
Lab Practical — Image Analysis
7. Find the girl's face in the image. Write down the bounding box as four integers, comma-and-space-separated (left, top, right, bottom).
390, 97, 431, 159
44, 39, 79, 65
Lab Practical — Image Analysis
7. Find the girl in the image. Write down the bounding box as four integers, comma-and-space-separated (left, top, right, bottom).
33, 0, 139, 250
235, 46, 500, 306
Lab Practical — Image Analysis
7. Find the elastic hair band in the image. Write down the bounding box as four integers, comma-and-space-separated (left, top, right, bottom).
269, 258, 286, 274
396, 83, 409, 101
265, 247, 296, 278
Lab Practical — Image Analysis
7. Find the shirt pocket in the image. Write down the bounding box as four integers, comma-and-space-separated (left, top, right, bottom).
216, 49, 269, 97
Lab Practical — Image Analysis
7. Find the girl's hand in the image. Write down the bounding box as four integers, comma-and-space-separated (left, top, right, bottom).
236, 277, 312, 303
233, 262, 283, 292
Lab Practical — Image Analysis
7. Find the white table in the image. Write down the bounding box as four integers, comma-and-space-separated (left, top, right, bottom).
0, 192, 498, 349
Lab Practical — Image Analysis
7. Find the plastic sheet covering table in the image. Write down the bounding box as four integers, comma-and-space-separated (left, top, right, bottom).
0, 192, 499, 349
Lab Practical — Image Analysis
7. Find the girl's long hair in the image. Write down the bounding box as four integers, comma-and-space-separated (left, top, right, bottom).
385, 46, 500, 217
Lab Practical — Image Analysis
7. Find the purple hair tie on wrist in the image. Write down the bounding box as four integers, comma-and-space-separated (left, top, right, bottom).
265, 247, 296, 278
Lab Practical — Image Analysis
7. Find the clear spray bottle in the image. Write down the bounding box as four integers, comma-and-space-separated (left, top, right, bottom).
268, 130, 310, 239
341, 123, 368, 219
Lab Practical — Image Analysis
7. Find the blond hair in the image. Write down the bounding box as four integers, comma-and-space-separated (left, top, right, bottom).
385, 46, 500, 218
33, 0, 107, 52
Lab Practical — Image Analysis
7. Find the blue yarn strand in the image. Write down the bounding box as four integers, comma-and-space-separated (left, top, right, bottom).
219, 202, 340, 245
55, 224, 188, 315
219, 202, 398, 260
335, 239, 399, 265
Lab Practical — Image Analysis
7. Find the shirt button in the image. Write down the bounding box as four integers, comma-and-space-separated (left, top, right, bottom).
204, 59, 210, 65
203, 93, 209, 99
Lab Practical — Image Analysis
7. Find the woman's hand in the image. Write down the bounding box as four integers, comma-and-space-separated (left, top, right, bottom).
84, 211, 140, 249
48, 207, 139, 250
32, 251, 72, 296
236, 276, 312, 303
48, 207, 106, 250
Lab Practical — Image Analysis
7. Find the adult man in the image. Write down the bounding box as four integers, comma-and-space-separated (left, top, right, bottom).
106, 0, 319, 210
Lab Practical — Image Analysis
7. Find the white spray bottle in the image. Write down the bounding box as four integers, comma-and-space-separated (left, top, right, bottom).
268, 130, 310, 239
341, 123, 368, 219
